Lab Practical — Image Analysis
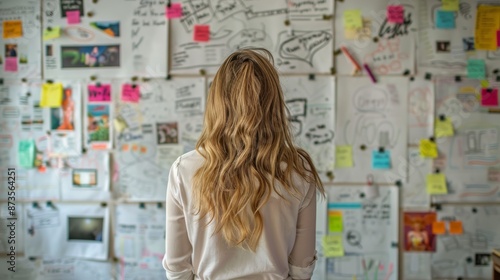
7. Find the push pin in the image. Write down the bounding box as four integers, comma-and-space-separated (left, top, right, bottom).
199, 69, 206, 75
435, 168, 440, 173
308, 74, 315, 81
403, 69, 410, 76
455, 75, 461, 82
360, 144, 366, 150
330, 67, 336, 75
333, 49, 342, 56
439, 114, 446, 121
373, 37, 379, 43
284, 19, 290, 26
409, 76, 415, 81
32, 202, 39, 208
87, 11, 94, 17
22, 78, 28, 83
157, 202, 163, 208
359, 193, 365, 198
395, 180, 402, 187
90, 75, 97, 81
472, 207, 477, 213
165, 75, 171, 80
379, 147, 385, 153
46, 201, 54, 208
139, 202, 146, 209
425, 73, 432, 80
435, 204, 442, 211
429, 136, 435, 142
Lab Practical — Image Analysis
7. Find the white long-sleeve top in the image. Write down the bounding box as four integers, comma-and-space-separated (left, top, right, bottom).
163, 150, 318, 280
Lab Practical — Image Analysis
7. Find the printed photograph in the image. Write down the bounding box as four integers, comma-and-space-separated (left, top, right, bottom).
72, 169, 97, 187
90, 21, 120, 37
60, 0, 84, 17
87, 104, 110, 142
436, 41, 450, 53
156, 122, 179, 144
403, 212, 437, 252
475, 253, 491, 266
50, 87, 75, 131
46, 45, 54, 57
5, 44, 18, 58
462, 37, 475, 52
68, 217, 103, 242
61, 45, 120, 68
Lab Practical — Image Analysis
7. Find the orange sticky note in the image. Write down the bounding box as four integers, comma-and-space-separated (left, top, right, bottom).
432, 221, 446, 235
132, 144, 138, 151
122, 144, 129, 151
3, 20, 23, 39
449, 221, 463, 234
140, 146, 147, 153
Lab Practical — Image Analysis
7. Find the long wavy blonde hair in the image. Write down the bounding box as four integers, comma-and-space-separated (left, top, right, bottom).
193, 48, 325, 252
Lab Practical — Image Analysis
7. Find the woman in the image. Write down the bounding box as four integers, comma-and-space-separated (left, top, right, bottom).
163, 48, 325, 279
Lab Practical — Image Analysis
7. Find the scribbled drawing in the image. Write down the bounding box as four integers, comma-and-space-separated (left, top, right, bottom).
409, 86, 432, 127
277, 30, 332, 67
210, 0, 247, 21
227, 26, 273, 50
486, 49, 500, 60
344, 115, 400, 148
286, 98, 307, 136
64, 26, 96, 42
459, 2, 472, 20
346, 230, 362, 249
363, 38, 408, 74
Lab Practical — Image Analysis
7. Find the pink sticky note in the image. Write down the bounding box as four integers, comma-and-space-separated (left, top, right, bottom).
497, 30, 500, 47
88, 84, 111, 102
4, 57, 18, 72
66, 10, 80, 24
194, 25, 210, 42
387, 5, 404, 24
166, 3, 183, 19
481, 88, 499, 107
121, 84, 140, 103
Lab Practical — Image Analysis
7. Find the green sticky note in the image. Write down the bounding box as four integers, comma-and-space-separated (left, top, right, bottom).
43, 26, 61, 41
335, 145, 353, 168
328, 211, 343, 232
467, 59, 486, 79
322, 235, 344, 257
18, 140, 35, 168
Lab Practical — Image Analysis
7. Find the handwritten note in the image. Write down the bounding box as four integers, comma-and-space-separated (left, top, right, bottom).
121, 84, 140, 103
43, 27, 61, 41
4, 57, 18, 72
387, 5, 404, 24
166, 3, 183, 19
449, 221, 463, 235
335, 145, 353, 168
435, 118, 454, 138
66, 10, 81, 24
467, 59, 486, 79
475, 6, 499, 50
432, 221, 446, 235
426, 173, 448, 194
88, 84, 111, 102
442, 0, 459, 11
3, 20, 22, 39
343, 9, 362, 29
40, 83, 63, 107
372, 150, 391, 169
481, 88, 499, 107
322, 235, 344, 257
18, 140, 35, 168
194, 25, 210, 42
435, 10, 455, 29
328, 211, 343, 233
419, 139, 438, 158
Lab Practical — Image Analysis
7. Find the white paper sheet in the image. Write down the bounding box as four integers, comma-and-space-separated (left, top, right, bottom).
38, 258, 113, 280
403, 147, 431, 208
403, 252, 432, 280
83, 81, 115, 150
408, 76, 434, 145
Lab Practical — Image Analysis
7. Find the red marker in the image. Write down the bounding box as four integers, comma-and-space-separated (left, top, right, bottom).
340, 46, 362, 74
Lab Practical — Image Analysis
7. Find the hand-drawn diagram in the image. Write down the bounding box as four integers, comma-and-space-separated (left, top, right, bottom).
408, 77, 434, 145
403, 148, 431, 208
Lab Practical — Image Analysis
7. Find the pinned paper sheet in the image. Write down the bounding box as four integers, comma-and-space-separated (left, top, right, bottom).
335, 145, 353, 168
322, 235, 344, 257
121, 84, 140, 102
481, 88, 499, 107
18, 140, 35, 168
467, 59, 486, 79
4, 57, 18, 72
387, 5, 404, 24
442, 0, 459, 11
419, 139, 438, 158
435, 118, 454, 138
343, 9, 362, 29
43, 27, 61, 41
3, 20, 23, 39
435, 10, 455, 29
88, 84, 111, 102
40, 83, 63, 107
372, 150, 391, 169
475, 6, 499, 50
194, 25, 210, 42
432, 221, 446, 235
426, 173, 447, 194
449, 221, 463, 235
328, 211, 343, 233
166, 3, 183, 19
66, 10, 81, 24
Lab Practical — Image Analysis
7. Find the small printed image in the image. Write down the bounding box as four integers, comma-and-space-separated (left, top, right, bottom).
72, 169, 97, 187
436, 41, 450, 53
87, 104, 110, 142
68, 217, 103, 242
462, 37, 475, 52
18, 44, 28, 64
403, 212, 437, 252
5, 44, 18, 58
46, 45, 54, 57
156, 122, 179, 144
90, 21, 120, 37
61, 45, 120, 68
475, 253, 491, 266
51, 87, 75, 131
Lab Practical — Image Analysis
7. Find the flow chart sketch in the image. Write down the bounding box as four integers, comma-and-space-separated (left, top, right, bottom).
326, 186, 399, 280
334, 0, 417, 75
408, 76, 434, 145
0, 0, 42, 79
434, 113, 500, 203
42, 0, 168, 79
281, 76, 335, 180
335, 77, 408, 183
38, 258, 113, 280
170, 0, 333, 74
432, 205, 500, 279
113, 78, 205, 201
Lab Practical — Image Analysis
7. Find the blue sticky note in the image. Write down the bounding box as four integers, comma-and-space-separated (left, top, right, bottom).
436, 10, 455, 29
372, 150, 391, 169
467, 59, 486, 79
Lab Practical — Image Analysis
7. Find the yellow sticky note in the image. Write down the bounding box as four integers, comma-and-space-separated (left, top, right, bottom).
322, 235, 344, 257
435, 118, 454, 138
113, 117, 127, 133
43, 27, 61, 41
474, 6, 500, 50
419, 139, 438, 158
442, 0, 459, 11
343, 10, 362, 29
426, 173, 448, 194
335, 145, 353, 168
480, 80, 489, 88
3, 20, 22, 39
40, 83, 63, 108
328, 211, 343, 233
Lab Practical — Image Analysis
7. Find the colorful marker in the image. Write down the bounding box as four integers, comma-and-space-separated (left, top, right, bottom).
340, 46, 362, 74
363, 63, 377, 83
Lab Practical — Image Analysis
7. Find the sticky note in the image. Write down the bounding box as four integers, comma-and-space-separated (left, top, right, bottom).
435, 10, 455, 29
442, 0, 459, 11
474, 6, 498, 50
88, 84, 111, 102
497, 30, 500, 47
322, 235, 344, 257
328, 211, 343, 233
335, 145, 353, 168
426, 173, 447, 194
121, 84, 140, 102
18, 140, 35, 168
467, 59, 486, 79
432, 221, 446, 235
449, 221, 463, 235
194, 25, 210, 42
481, 88, 499, 107
372, 150, 391, 169
435, 118, 454, 138
4, 57, 18, 72
3, 20, 22, 39
419, 139, 438, 158
43, 27, 61, 41
122, 144, 129, 151
66, 10, 81, 24
481, 80, 489, 88
343, 9, 362, 29
166, 3, 183, 19
387, 5, 404, 24
40, 83, 63, 107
